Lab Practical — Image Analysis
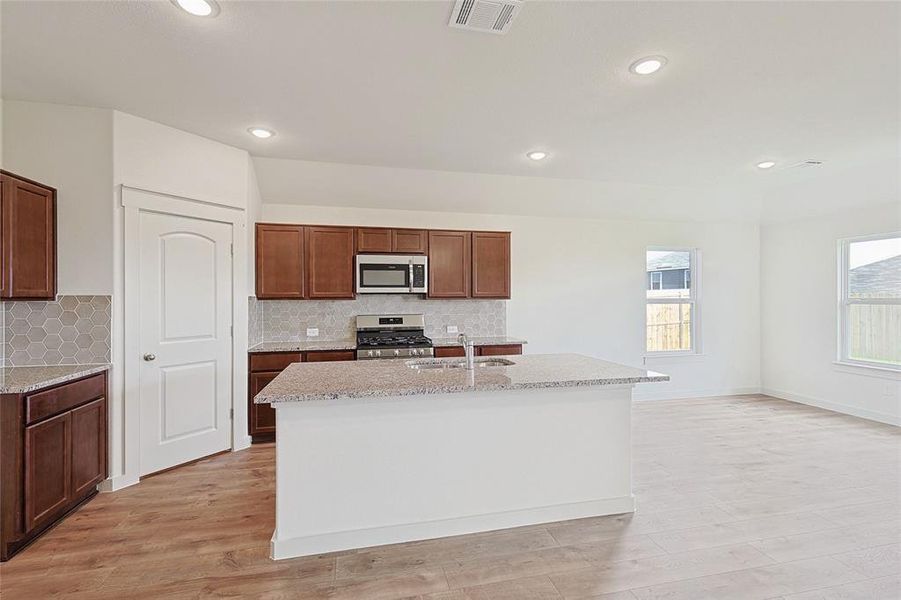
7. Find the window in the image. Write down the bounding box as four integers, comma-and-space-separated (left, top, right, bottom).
646, 248, 699, 353
838, 233, 901, 369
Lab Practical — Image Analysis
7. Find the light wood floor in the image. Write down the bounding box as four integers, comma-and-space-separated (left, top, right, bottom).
1, 395, 899, 599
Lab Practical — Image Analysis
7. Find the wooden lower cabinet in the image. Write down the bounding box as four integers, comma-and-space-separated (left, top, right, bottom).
477, 344, 523, 357
434, 344, 522, 358
24, 412, 70, 532
1, 371, 108, 561
248, 350, 355, 442
434, 346, 465, 358
249, 372, 279, 439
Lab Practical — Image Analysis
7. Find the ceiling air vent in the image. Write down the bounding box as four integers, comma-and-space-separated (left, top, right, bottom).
449, 0, 523, 35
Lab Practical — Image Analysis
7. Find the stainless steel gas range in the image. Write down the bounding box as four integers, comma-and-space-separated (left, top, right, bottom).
355, 314, 434, 360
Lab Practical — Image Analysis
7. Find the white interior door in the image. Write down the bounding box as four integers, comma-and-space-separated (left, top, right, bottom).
138, 211, 233, 475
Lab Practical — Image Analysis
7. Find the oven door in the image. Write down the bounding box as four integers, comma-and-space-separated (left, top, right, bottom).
356, 255, 428, 294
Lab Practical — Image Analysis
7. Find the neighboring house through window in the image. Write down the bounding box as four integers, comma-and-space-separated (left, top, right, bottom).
839, 233, 901, 369
646, 248, 699, 353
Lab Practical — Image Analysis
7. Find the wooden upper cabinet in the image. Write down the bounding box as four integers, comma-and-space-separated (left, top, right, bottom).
356, 228, 427, 254
356, 228, 392, 253
428, 230, 471, 298
392, 229, 428, 254
0, 171, 57, 300
305, 226, 355, 299
256, 224, 305, 299
472, 232, 511, 299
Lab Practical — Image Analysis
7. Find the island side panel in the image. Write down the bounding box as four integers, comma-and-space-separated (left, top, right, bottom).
271, 384, 634, 559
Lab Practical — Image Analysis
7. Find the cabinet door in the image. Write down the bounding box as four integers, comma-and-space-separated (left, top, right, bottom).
478, 344, 522, 356
472, 232, 511, 299
0, 177, 6, 298
428, 231, 471, 298
24, 412, 70, 532
249, 372, 279, 435
1, 174, 56, 299
256, 224, 305, 299
434, 346, 465, 358
70, 398, 106, 498
306, 226, 355, 299
392, 229, 428, 254
304, 350, 356, 362
356, 228, 392, 253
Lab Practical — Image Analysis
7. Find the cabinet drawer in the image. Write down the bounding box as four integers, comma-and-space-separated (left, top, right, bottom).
434, 346, 465, 358
249, 352, 302, 373
478, 344, 523, 356
304, 350, 355, 362
25, 374, 106, 426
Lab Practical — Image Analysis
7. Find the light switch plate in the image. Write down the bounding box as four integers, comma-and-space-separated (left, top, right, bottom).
306, 328, 319, 337
446, 325, 458, 334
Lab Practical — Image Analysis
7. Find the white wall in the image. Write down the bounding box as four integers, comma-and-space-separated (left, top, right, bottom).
2, 101, 114, 294
114, 112, 250, 209
262, 203, 761, 400
761, 202, 901, 425
246, 156, 262, 296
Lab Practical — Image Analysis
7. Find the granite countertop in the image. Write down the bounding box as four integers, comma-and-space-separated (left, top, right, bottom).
255, 353, 668, 404
0, 364, 111, 395
431, 336, 528, 348
248, 340, 357, 353
249, 337, 527, 354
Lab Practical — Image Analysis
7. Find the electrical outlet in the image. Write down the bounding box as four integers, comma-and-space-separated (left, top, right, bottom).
446, 325, 458, 334
306, 328, 319, 337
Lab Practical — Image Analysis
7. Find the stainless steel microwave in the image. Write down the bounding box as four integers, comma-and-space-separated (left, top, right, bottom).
356, 254, 428, 294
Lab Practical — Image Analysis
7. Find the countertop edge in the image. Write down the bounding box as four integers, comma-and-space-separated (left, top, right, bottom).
256, 374, 670, 404
0, 364, 111, 395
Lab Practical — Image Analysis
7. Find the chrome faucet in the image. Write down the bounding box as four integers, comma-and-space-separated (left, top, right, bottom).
458, 333, 475, 369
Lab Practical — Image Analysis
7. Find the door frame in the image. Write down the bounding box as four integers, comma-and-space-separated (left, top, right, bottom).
121, 187, 249, 484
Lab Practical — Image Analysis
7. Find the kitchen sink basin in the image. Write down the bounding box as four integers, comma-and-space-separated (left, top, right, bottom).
406, 358, 515, 370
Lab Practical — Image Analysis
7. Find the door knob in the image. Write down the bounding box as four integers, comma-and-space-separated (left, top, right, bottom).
143, 353, 156, 361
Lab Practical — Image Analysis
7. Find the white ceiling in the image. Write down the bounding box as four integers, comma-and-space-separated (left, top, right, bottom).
2, 1, 898, 221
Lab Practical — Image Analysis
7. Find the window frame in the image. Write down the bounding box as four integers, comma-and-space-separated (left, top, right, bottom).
837, 231, 901, 371
645, 247, 701, 356
649, 271, 663, 290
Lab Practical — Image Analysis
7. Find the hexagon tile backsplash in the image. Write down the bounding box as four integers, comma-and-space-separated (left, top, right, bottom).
255, 296, 506, 343
2, 296, 111, 366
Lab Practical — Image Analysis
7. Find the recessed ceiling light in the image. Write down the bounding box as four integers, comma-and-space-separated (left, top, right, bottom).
248, 127, 275, 139
629, 56, 667, 75
526, 151, 548, 161
171, 0, 220, 17
756, 160, 776, 169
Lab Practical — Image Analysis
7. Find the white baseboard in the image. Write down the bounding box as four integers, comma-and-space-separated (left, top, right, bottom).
761, 387, 900, 427
633, 386, 762, 402
100, 473, 140, 492
233, 435, 253, 452
271, 495, 635, 560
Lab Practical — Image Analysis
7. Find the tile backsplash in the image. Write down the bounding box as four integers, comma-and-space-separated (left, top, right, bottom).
3, 296, 112, 366
251, 296, 506, 344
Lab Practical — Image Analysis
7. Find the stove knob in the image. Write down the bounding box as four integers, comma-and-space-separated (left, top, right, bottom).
375, 350, 381, 357
367, 350, 373, 357
393, 349, 400, 356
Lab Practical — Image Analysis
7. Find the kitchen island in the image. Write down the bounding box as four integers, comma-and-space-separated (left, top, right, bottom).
255, 353, 668, 559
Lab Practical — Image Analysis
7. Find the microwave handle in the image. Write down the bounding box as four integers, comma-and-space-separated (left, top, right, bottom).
409, 259, 414, 292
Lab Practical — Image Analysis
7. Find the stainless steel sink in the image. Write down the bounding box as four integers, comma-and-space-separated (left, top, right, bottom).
406, 358, 515, 370
473, 359, 515, 367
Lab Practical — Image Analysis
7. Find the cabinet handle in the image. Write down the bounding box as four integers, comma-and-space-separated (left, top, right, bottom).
143, 353, 156, 361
